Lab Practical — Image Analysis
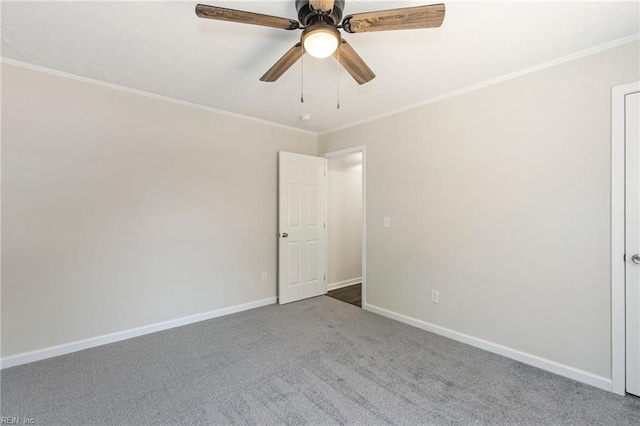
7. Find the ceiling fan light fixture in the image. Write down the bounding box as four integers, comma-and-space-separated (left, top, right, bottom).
302, 24, 341, 59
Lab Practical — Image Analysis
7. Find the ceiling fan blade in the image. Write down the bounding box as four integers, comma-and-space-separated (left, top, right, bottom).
334, 40, 375, 85
196, 4, 300, 30
260, 43, 304, 82
342, 3, 445, 33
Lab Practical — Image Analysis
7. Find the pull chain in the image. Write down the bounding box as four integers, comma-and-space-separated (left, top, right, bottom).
336, 43, 340, 109
300, 48, 304, 103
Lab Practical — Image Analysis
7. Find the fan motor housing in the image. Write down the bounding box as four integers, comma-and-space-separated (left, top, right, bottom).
296, 0, 345, 27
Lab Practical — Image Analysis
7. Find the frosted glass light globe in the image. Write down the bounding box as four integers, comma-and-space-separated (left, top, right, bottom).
303, 28, 340, 59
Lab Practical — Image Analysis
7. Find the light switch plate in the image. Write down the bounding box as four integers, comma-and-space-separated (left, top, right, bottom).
383, 216, 391, 228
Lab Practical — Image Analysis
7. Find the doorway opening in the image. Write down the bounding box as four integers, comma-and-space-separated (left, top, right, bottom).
322, 146, 366, 309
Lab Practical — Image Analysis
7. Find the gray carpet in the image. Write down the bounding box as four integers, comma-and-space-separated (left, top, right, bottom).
1, 296, 639, 425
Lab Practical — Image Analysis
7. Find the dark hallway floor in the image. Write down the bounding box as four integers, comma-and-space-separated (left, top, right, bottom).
327, 283, 361, 307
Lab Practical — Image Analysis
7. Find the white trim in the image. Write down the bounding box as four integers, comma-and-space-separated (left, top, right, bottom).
327, 277, 362, 291
322, 145, 367, 308
611, 81, 640, 395
0, 297, 277, 370
0, 58, 316, 137
322, 146, 365, 159
366, 303, 612, 392
362, 148, 367, 309
320, 34, 640, 135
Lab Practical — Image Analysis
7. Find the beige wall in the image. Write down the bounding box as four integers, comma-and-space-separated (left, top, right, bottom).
319, 41, 640, 379
1, 64, 317, 357
327, 153, 362, 286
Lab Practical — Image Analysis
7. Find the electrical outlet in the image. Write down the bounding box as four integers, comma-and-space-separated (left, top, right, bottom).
430, 289, 439, 304
261, 272, 268, 282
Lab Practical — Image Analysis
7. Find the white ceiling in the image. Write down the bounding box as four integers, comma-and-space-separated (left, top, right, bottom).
2, 1, 639, 134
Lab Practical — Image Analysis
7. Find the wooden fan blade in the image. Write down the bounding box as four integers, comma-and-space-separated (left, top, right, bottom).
334, 40, 375, 85
342, 3, 445, 33
260, 43, 304, 82
196, 4, 299, 30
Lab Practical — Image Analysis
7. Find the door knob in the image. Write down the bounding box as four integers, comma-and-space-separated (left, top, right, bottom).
632, 254, 640, 265
281, 232, 288, 238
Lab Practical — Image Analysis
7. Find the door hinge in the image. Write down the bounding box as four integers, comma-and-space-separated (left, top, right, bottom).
624, 254, 626, 262
324, 275, 326, 281
323, 222, 326, 229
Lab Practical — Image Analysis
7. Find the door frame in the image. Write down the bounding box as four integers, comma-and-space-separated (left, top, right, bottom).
321, 145, 367, 309
611, 81, 640, 395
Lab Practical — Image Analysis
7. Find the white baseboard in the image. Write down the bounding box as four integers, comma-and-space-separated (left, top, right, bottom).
365, 303, 612, 392
327, 277, 362, 291
1, 297, 277, 369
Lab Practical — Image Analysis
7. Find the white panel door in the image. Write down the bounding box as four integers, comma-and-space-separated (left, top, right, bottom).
626, 91, 640, 396
278, 152, 327, 304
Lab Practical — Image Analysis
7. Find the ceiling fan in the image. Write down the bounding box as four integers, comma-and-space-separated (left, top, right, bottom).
196, 0, 445, 85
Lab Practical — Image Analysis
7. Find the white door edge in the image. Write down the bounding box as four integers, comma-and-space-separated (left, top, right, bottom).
611, 81, 640, 395
321, 145, 367, 309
